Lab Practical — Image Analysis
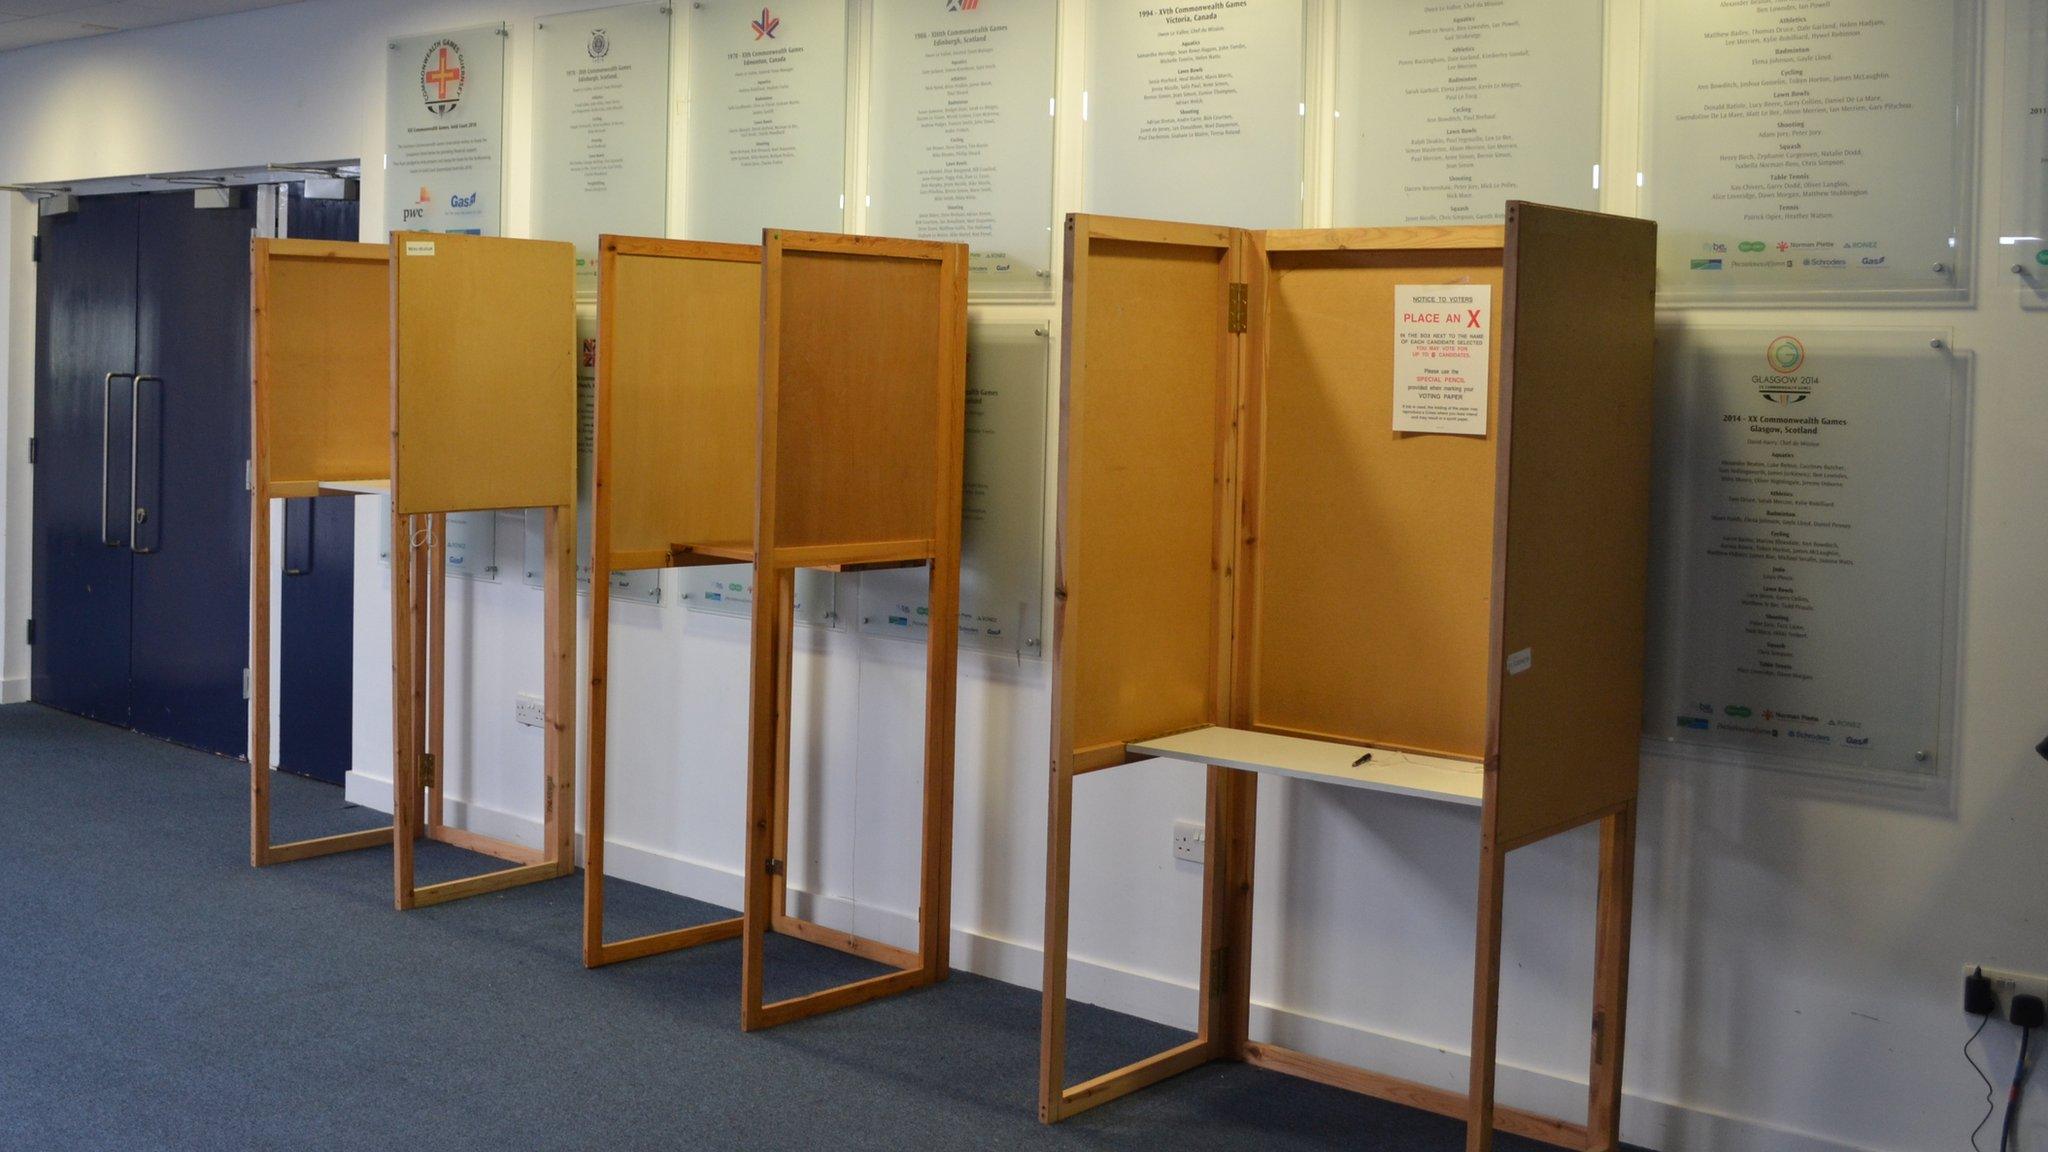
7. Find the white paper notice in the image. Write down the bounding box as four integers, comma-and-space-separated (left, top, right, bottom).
1393, 285, 1491, 435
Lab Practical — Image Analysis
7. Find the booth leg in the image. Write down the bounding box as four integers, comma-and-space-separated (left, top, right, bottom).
542, 505, 576, 875
582, 544, 614, 965
426, 513, 447, 831
769, 577, 794, 921
1037, 751, 1075, 1122
1467, 829, 1508, 1152
919, 557, 960, 975
249, 488, 271, 866
390, 509, 419, 911
1201, 765, 1257, 1059
740, 565, 796, 1031
1587, 802, 1638, 1151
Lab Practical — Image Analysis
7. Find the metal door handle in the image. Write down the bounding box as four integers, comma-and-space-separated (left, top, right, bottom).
130, 375, 161, 554
101, 372, 135, 546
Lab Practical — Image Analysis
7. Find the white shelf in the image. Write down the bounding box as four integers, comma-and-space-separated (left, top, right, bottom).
1126, 726, 1484, 806
318, 478, 390, 495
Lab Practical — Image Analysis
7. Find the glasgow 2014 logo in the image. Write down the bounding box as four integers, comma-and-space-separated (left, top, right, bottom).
419, 38, 466, 117
1765, 335, 1805, 375
1758, 336, 1811, 405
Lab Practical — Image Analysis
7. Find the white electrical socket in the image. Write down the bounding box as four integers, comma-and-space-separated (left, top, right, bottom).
514, 693, 546, 728
1172, 820, 1205, 865
1964, 964, 2048, 1015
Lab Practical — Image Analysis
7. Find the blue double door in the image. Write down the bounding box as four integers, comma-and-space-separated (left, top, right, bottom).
30, 188, 354, 775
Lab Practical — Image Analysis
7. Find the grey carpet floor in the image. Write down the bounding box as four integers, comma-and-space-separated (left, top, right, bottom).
0, 703, 1638, 1151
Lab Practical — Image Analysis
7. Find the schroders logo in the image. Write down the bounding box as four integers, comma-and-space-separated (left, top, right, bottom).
752, 7, 779, 38
419, 38, 466, 117
587, 27, 610, 60
1758, 336, 1812, 405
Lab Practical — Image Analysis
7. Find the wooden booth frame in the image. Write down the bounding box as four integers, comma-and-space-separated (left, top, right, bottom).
249, 237, 395, 867
246, 233, 580, 911
387, 231, 579, 911
1038, 206, 1657, 1152
581, 231, 970, 1031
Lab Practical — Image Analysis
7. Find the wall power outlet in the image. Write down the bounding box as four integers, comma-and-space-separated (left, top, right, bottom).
1172, 820, 1205, 865
1964, 964, 2048, 1016
514, 693, 546, 728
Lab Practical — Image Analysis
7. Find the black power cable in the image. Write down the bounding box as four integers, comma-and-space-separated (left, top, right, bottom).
2000, 1028, 2032, 1152
1971, 1012, 1998, 1152
2002, 995, 2045, 1152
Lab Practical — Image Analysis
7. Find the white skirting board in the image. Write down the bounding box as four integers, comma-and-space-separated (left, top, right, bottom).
342, 767, 1863, 1152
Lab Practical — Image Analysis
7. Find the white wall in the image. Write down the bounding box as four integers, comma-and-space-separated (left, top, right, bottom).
2, 3, 2045, 1151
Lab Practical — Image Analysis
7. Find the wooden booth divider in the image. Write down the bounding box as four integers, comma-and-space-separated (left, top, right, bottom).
249, 238, 395, 867
1037, 205, 1657, 1152
388, 231, 579, 911
581, 231, 969, 1032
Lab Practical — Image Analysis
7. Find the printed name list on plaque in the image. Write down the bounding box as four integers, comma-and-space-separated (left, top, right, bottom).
385, 25, 507, 236
1087, 0, 1308, 228
1392, 285, 1491, 435
1336, 0, 1603, 226
534, 2, 671, 296
869, 1, 1058, 296
685, 0, 849, 243
1644, 329, 1966, 783
1642, 0, 1976, 303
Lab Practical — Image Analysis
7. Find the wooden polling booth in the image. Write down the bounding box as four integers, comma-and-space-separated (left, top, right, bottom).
582, 235, 760, 967
247, 233, 577, 907
386, 231, 579, 911
1039, 204, 1657, 1152
582, 231, 969, 1032
248, 238, 395, 867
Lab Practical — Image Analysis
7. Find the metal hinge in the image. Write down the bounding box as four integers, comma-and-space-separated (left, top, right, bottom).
420, 752, 437, 789
1227, 282, 1248, 333
27, 436, 34, 465
242, 667, 251, 700
24, 619, 33, 646
30, 234, 39, 263
245, 458, 253, 492
765, 858, 785, 876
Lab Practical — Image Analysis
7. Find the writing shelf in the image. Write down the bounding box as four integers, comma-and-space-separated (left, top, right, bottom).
1127, 727, 1483, 806
1039, 204, 1658, 1152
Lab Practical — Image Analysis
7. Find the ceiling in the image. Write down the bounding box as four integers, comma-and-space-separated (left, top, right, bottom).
0, 1, 302, 54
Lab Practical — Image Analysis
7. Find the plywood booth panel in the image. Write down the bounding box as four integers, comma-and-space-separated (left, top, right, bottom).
760, 231, 965, 558
1245, 234, 1504, 760
600, 237, 760, 562
1490, 204, 1658, 846
391, 232, 576, 515
1060, 218, 1240, 760
253, 238, 389, 491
